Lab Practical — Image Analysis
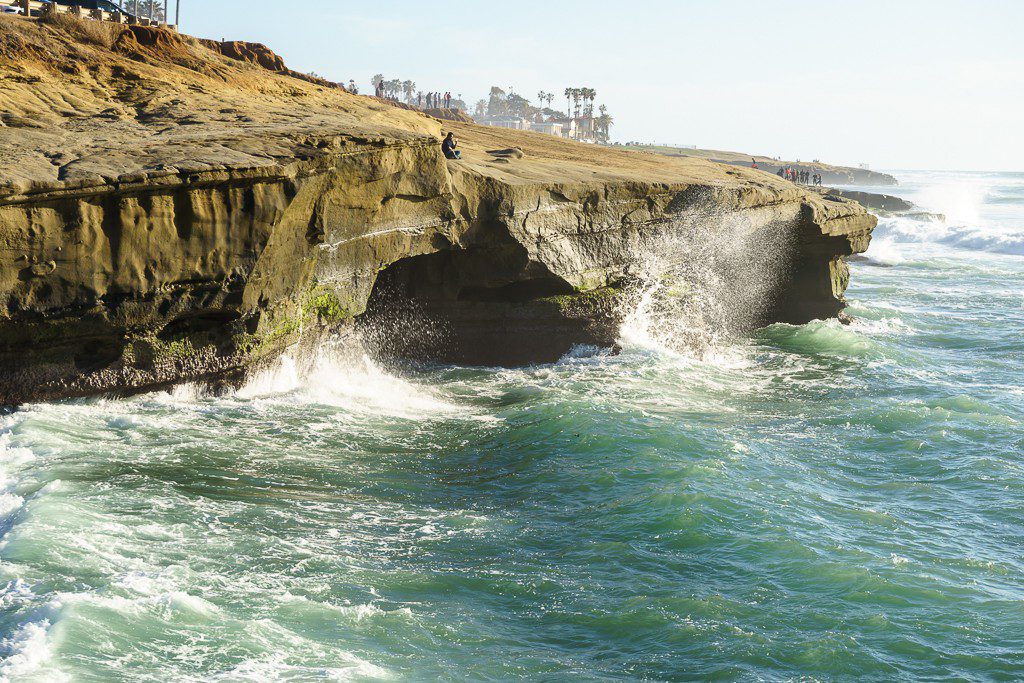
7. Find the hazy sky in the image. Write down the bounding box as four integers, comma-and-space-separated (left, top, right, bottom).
182, 0, 1023, 171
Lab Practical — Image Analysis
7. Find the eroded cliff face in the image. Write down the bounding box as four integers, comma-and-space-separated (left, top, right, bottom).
0, 17, 875, 404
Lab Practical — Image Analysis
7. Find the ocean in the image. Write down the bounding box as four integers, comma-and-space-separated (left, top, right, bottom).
1, 170, 1022, 681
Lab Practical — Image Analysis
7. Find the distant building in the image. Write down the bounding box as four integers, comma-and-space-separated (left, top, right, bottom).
529, 121, 564, 136
480, 114, 598, 143
544, 117, 578, 139
479, 116, 531, 130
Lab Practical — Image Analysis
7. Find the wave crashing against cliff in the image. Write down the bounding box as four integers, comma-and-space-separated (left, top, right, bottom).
0, 17, 874, 404
620, 206, 795, 361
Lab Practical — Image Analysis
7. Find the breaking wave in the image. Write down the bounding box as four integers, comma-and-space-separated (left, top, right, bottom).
875, 216, 1024, 256
618, 205, 793, 363
236, 339, 464, 420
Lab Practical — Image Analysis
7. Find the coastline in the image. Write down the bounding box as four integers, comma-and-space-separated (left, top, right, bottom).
0, 17, 874, 404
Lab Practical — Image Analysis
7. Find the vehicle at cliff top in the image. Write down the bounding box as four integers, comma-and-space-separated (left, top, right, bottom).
2, 0, 137, 19
58, 0, 133, 13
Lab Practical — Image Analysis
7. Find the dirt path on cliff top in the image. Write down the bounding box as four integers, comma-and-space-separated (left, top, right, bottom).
0, 15, 804, 203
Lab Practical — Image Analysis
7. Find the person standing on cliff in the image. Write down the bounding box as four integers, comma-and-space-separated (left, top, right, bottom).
777, 168, 785, 178
751, 158, 758, 169
442, 132, 461, 159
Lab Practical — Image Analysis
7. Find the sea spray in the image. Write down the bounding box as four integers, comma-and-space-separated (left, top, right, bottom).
236, 339, 460, 419
357, 267, 452, 366
618, 204, 794, 360
0, 171, 1021, 680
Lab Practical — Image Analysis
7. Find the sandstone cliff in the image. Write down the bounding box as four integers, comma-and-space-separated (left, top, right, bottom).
0, 17, 876, 405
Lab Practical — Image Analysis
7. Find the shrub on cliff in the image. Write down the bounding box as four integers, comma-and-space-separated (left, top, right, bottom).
39, 12, 119, 49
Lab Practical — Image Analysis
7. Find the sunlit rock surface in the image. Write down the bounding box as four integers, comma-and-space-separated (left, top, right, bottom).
0, 17, 875, 404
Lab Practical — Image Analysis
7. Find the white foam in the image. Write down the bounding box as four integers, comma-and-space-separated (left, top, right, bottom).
864, 236, 905, 265
237, 347, 461, 420
236, 353, 302, 399
559, 344, 606, 361
850, 316, 914, 337
879, 218, 1024, 256
0, 429, 35, 525
0, 618, 68, 683
204, 655, 391, 682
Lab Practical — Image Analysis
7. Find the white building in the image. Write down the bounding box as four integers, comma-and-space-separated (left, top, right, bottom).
481, 116, 531, 131
529, 121, 564, 136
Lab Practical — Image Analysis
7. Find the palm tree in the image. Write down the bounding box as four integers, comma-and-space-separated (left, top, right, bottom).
403, 80, 415, 104
596, 104, 613, 143
564, 87, 572, 118
538, 90, 546, 110
546, 93, 554, 110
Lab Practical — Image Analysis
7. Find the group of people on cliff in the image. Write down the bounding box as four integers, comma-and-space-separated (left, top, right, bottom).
419, 92, 453, 109
777, 167, 822, 186
373, 83, 452, 109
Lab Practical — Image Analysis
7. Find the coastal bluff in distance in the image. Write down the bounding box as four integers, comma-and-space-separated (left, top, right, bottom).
0, 16, 876, 405
618, 144, 899, 187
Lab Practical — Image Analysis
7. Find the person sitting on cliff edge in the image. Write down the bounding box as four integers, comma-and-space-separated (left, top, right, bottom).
442, 132, 461, 160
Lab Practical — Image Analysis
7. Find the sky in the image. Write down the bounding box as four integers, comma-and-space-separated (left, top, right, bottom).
181, 0, 1024, 171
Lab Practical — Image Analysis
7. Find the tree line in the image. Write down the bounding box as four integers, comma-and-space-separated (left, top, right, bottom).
365, 76, 614, 143
477, 86, 613, 142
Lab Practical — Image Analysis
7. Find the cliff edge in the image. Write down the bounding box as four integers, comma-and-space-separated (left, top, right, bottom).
0, 17, 876, 404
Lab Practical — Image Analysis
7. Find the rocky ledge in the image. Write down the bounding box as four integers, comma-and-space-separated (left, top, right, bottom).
0, 17, 876, 405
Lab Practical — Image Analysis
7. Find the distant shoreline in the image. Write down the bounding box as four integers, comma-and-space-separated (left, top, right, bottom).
613, 143, 898, 186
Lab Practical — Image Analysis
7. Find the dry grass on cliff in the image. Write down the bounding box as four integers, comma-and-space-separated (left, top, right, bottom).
39, 13, 119, 49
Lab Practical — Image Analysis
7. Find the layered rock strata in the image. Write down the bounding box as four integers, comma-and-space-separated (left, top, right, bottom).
0, 17, 876, 404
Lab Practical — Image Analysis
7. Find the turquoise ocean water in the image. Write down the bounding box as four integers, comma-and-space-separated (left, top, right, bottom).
1, 170, 1022, 681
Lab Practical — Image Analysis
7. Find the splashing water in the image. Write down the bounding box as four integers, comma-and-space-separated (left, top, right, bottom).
0, 171, 1023, 680
619, 205, 793, 363
237, 339, 462, 420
